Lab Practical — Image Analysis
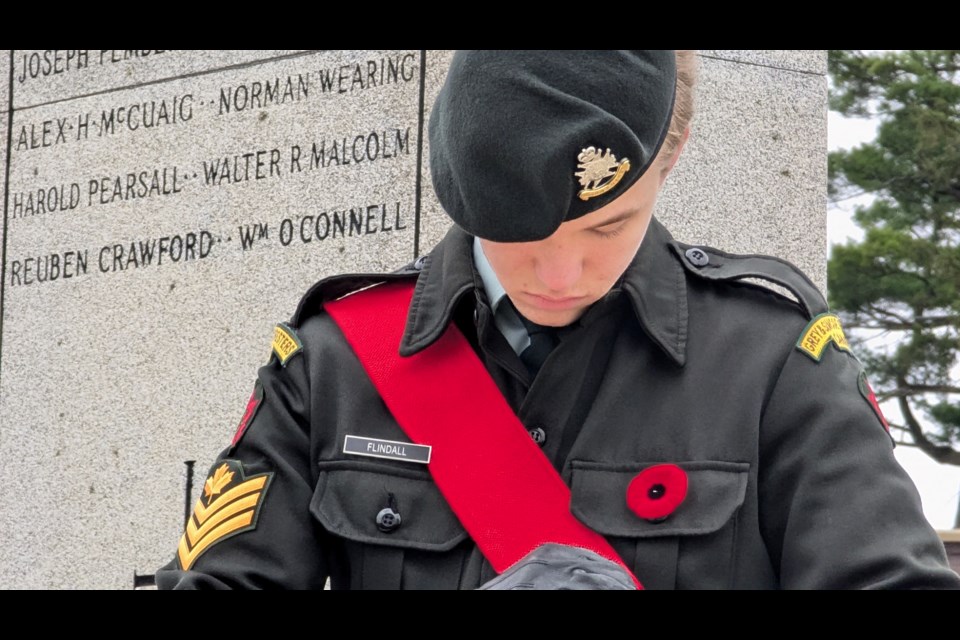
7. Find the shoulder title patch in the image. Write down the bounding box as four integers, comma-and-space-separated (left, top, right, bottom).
177, 460, 272, 570
796, 313, 852, 362
271, 322, 302, 366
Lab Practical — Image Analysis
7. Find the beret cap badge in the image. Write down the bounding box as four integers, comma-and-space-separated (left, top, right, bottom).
576, 147, 632, 202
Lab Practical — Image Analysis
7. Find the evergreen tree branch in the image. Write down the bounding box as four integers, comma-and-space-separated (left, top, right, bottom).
879, 384, 960, 398
895, 377, 960, 464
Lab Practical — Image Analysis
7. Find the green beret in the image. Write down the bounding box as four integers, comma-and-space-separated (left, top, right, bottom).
428, 50, 677, 242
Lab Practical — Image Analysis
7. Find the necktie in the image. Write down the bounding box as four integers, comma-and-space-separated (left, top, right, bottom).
507, 300, 575, 378
518, 318, 559, 378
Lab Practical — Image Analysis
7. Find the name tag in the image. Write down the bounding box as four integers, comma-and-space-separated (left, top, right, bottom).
343, 435, 432, 464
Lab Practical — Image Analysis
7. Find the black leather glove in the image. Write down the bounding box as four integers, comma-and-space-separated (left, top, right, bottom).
477, 543, 637, 590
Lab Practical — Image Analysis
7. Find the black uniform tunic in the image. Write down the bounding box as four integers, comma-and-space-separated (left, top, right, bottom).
156, 217, 960, 589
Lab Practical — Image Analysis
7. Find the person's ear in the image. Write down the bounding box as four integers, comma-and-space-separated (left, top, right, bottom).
658, 126, 691, 187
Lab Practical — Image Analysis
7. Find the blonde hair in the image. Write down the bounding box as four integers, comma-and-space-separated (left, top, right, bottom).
659, 50, 699, 168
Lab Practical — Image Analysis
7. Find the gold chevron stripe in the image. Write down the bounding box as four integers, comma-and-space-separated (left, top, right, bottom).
176, 467, 272, 571
178, 511, 255, 570
193, 476, 267, 525
186, 492, 262, 547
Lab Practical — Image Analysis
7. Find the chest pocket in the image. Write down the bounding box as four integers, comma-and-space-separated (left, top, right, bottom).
569, 460, 750, 590
310, 460, 470, 589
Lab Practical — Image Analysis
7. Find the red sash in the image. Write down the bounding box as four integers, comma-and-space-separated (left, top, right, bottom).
325, 279, 642, 589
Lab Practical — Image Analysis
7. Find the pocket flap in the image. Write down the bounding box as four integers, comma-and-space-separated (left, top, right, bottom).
310, 460, 469, 551
569, 460, 750, 537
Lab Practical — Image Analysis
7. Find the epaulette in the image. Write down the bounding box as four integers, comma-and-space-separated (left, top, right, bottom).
668, 240, 829, 320
289, 256, 425, 328
671, 239, 892, 442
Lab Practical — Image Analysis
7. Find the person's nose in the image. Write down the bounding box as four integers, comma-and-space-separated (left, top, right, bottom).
533, 239, 583, 294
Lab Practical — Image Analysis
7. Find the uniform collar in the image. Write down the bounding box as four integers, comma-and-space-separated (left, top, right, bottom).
472, 236, 509, 315
398, 216, 688, 366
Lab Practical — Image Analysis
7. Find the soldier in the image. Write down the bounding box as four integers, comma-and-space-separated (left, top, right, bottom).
156, 51, 960, 589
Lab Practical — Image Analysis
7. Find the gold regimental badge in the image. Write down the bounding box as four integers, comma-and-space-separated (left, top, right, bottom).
796, 313, 853, 362
575, 147, 632, 201
177, 460, 272, 570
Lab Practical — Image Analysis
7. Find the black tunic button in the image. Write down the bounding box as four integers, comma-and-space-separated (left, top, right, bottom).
528, 427, 547, 446
376, 507, 402, 533
685, 248, 710, 268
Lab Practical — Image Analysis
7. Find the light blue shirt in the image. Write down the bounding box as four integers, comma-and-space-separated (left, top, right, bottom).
472, 236, 531, 356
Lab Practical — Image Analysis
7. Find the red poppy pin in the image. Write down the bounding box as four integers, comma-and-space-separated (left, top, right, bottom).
626, 464, 689, 522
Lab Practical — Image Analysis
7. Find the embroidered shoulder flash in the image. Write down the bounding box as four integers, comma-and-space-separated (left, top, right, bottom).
669, 241, 828, 320
290, 258, 424, 328
270, 322, 303, 366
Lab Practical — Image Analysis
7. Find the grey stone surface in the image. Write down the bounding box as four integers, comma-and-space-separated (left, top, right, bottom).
657, 53, 828, 292
0, 50, 827, 589
12, 50, 308, 108
2, 50, 9, 328
700, 50, 827, 75
0, 130, 5, 350
0, 50, 422, 588
1, 50, 9, 111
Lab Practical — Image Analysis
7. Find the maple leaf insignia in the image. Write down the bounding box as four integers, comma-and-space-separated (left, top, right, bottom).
203, 463, 235, 501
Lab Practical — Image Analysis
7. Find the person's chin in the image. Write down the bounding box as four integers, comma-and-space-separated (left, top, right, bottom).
516, 298, 588, 327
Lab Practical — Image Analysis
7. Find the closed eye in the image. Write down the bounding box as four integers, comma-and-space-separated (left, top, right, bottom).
593, 224, 626, 239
